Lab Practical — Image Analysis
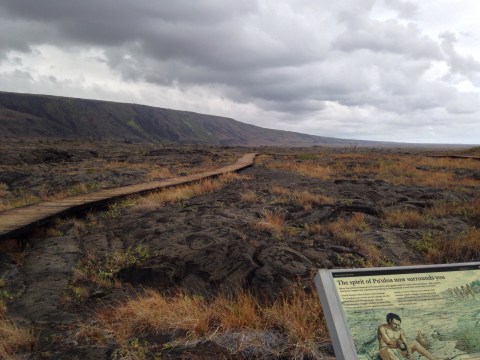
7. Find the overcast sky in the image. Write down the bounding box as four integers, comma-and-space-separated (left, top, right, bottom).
1, 0, 479, 144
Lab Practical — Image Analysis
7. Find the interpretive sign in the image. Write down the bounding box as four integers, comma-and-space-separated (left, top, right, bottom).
315, 262, 480, 360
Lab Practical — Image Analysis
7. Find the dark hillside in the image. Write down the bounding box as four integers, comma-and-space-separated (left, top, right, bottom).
0, 91, 371, 146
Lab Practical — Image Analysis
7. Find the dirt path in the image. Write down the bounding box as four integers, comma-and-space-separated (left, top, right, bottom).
0, 153, 257, 241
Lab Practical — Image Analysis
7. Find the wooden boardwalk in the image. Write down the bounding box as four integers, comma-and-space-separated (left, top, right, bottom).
0, 153, 257, 241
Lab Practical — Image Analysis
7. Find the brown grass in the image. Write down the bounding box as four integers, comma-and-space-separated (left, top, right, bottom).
325, 213, 368, 247
252, 210, 286, 236
0, 239, 25, 266
78, 287, 328, 358
0, 182, 94, 211
324, 213, 389, 266
270, 185, 290, 196
134, 173, 244, 211
268, 186, 334, 210
416, 157, 480, 170
13, 171, 247, 236
184, 156, 239, 176
425, 228, 480, 263
327, 153, 480, 187
253, 154, 272, 167
425, 201, 460, 218
263, 153, 479, 187
265, 160, 332, 180
377, 156, 479, 187
0, 193, 40, 212
0, 318, 35, 359
426, 199, 480, 222
44, 183, 93, 201
383, 209, 425, 228
0, 182, 8, 197
382, 199, 480, 230
304, 223, 323, 236
293, 191, 333, 210
240, 190, 259, 203
263, 290, 328, 357
145, 167, 173, 181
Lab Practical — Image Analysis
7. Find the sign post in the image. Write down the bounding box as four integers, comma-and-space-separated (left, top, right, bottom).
315, 262, 480, 360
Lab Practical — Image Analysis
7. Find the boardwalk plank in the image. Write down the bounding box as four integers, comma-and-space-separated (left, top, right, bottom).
0, 153, 256, 240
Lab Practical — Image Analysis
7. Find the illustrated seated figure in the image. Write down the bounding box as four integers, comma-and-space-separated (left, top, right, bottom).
377, 313, 445, 360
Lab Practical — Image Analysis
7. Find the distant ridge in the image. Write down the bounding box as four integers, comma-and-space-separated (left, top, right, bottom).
0, 91, 372, 146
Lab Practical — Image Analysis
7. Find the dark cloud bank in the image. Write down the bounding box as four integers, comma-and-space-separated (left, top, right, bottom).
0, 0, 479, 143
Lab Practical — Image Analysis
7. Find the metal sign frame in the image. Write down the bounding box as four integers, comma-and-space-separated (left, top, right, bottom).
314, 262, 480, 360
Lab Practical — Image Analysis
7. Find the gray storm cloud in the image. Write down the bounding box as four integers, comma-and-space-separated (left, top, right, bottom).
0, 0, 479, 143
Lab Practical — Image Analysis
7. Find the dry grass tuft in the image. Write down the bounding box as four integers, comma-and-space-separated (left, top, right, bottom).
79, 287, 327, 358
95, 290, 211, 344
45, 227, 64, 238
304, 223, 323, 236
263, 289, 328, 357
240, 190, 259, 203
326, 153, 479, 187
135, 173, 244, 211
270, 185, 290, 196
416, 172, 468, 187
382, 199, 480, 232
75, 323, 109, 345
324, 213, 389, 266
425, 201, 458, 218
268, 186, 334, 210
425, 228, 480, 263
0, 182, 96, 211
426, 199, 480, 223
362, 244, 393, 267
265, 160, 332, 180
253, 154, 272, 167
383, 209, 424, 228
0, 193, 40, 212
145, 167, 173, 181
48, 182, 92, 201
0, 318, 35, 359
416, 157, 480, 170
69, 182, 89, 196
252, 210, 286, 236
0, 239, 25, 266
293, 191, 333, 210
210, 290, 262, 331
0, 182, 9, 197
377, 156, 480, 187
381, 199, 480, 234
325, 213, 368, 248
